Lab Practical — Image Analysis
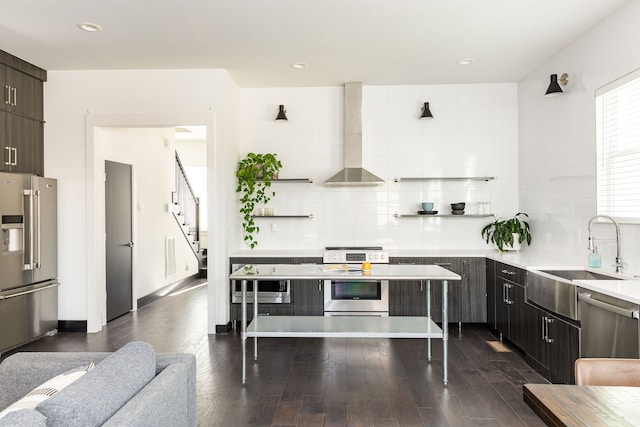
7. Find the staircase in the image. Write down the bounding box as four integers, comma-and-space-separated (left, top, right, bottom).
172, 152, 207, 278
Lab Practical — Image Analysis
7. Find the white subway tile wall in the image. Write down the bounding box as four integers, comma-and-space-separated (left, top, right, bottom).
238, 84, 519, 251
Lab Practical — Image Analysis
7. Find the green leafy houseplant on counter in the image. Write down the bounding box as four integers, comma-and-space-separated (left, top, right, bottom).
481, 212, 532, 252
236, 153, 283, 249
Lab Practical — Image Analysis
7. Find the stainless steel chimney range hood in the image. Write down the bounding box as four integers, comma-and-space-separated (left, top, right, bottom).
324, 82, 385, 186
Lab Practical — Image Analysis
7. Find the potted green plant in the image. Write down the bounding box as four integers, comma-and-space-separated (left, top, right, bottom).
481, 212, 532, 252
236, 152, 283, 249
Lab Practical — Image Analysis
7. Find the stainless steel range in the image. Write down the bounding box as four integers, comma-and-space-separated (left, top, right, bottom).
322, 246, 389, 316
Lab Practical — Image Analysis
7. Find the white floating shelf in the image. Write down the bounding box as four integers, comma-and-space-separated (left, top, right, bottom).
393, 176, 495, 183
272, 178, 313, 183
252, 214, 314, 219
394, 213, 494, 219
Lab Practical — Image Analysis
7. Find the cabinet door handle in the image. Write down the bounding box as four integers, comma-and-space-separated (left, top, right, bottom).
10, 87, 17, 106
541, 316, 546, 341
420, 280, 423, 292
501, 269, 517, 275
4, 85, 9, 105
545, 317, 554, 343
4, 147, 10, 166
503, 283, 513, 304
435, 262, 451, 266
11, 148, 17, 166
318, 280, 322, 292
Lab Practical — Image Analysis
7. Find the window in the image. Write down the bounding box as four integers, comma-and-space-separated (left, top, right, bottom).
595, 68, 640, 221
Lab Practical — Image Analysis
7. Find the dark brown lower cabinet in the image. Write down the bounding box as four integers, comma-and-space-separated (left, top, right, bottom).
461, 257, 487, 323
486, 259, 497, 328
292, 279, 324, 316
389, 278, 429, 317
494, 279, 528, 352
389, 257, 486, 323
525, 303, 579, 384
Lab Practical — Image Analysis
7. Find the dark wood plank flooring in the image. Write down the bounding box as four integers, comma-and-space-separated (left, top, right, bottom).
2, 283, 548, 426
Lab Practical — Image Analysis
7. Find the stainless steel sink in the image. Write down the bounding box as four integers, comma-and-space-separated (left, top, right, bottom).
538, 269, 622, 282
526, 269, 624, 321
526, 269, 621, 321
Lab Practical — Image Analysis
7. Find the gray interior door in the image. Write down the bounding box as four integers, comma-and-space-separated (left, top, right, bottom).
105, 160, 133, 321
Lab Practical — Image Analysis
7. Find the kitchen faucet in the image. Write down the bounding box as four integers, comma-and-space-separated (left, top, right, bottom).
587, 215, 623, 272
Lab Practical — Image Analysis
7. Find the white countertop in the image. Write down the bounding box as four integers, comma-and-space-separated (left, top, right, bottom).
228, 248, 640, 304
573, 280, 640, 305
230, 263, 461, 281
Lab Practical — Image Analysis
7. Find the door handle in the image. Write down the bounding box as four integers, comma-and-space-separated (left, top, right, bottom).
4, 85, 9, 105
578, 292, 640, 318
11, 148, 17, 166
11, 87, 16, 106
546, 317, 554, 343
35, 190, 41, 268
4, 147, 10, 165
125, 242, 134, 248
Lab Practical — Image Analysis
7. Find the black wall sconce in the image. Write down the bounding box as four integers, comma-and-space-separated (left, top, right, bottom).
545, 73, 569, 97
419, 102, 433, 119
275, 105, 288, 120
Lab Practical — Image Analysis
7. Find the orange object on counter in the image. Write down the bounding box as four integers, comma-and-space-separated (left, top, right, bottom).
362, 261, 371, 271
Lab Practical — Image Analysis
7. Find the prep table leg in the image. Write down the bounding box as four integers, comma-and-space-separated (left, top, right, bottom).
427, 280, 432, 361
443, 279, 448, 385
241, 279, 247, 384
253, 279, 258, 360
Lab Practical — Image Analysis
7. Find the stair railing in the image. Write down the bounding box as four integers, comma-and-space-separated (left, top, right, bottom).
173, 151, 200, 254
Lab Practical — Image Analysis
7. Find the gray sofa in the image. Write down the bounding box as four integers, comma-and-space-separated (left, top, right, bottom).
0, 341, 196, 426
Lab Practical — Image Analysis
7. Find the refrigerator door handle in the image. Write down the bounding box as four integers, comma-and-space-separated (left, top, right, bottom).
0, 282, 59, 300
23, 189, 35, 270
35, 189, 41, 268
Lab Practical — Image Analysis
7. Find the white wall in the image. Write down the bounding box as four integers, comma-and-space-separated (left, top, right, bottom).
43, 69, 239, 332
237, 84, 519, 250
97, 127, 199, 298
518, 0, 640, 275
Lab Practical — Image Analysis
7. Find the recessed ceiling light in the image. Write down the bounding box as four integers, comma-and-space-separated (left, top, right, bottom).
291, 62, 308, 69
77, 22, 103, 32
458, 58, 474, 65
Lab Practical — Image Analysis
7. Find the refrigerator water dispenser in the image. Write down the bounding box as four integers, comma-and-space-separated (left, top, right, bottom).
1, 215, 24, 253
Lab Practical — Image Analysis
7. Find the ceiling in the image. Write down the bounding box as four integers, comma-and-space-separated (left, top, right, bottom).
0, 0, 627, 87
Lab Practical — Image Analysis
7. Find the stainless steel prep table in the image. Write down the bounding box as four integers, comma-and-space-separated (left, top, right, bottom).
230, 263, 461, 385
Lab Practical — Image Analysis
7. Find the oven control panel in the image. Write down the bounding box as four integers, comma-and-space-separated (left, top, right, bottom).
322, 250, 389, 264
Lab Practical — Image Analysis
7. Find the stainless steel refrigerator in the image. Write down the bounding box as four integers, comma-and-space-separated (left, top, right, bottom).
0, 172, 58, 354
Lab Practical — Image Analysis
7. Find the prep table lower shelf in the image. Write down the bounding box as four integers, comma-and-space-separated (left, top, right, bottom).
231, 263, 461, 386
246, 315, 443, 338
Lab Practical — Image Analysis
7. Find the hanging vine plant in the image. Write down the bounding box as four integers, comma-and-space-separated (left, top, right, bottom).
236, 152, 283, 249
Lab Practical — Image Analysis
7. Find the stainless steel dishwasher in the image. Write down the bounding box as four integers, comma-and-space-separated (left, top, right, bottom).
578, 289, 640, 358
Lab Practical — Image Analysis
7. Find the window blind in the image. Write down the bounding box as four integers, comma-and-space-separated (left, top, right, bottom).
595, 68, 640, 221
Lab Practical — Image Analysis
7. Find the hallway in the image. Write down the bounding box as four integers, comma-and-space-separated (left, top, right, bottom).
3, 283, 547, 426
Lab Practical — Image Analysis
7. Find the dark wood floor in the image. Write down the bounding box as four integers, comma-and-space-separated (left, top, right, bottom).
3, 283, 548, 426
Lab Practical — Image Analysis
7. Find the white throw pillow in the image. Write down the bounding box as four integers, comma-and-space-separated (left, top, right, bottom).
0, 362, 95, 418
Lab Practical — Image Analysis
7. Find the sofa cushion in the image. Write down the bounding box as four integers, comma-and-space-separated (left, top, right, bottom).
0, 409, 46, 427
103, 362, 190, 426
0, 364, 93, 418
36, 341, 156, 427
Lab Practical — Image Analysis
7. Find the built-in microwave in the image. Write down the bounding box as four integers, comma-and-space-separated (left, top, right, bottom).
231, 278, 291, 304
230, 264, 291, 304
